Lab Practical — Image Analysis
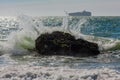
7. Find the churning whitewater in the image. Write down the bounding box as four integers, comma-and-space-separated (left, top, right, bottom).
0, 15, 120, 80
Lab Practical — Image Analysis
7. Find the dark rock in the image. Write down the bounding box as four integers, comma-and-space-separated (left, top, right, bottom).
35, 31, 100, 57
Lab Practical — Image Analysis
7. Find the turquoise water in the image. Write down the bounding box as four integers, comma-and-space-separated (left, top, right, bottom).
80, 17, 120, 39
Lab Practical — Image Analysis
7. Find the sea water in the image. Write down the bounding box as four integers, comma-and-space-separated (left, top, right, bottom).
0, 15, 120, 79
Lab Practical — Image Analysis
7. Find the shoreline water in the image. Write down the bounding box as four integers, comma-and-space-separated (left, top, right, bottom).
0, 53, 120, 80
0, 64, 119, 80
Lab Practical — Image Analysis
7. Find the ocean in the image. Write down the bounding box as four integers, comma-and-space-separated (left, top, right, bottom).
0, 15, 120, 80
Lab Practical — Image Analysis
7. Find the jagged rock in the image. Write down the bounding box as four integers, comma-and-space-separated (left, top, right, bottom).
35, 31, 100, 57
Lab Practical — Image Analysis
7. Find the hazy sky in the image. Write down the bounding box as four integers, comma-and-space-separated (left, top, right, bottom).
0, 0, 119, 16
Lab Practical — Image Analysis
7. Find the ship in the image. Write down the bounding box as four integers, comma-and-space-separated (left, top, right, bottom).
68, 10, 92, 16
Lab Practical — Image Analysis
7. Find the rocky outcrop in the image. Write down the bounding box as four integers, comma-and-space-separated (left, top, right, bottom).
35, 31, 100, 57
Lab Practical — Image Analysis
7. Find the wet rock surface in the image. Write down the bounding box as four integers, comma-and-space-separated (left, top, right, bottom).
35, 31, 100, 57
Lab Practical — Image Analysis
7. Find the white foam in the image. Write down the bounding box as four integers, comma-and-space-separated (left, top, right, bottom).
0, 65, 119, 80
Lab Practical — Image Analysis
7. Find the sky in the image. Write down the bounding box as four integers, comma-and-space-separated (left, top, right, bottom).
0, 0, 119, 16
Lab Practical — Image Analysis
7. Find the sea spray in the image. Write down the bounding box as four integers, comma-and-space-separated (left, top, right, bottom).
0, 15, 39, 54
